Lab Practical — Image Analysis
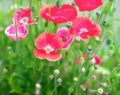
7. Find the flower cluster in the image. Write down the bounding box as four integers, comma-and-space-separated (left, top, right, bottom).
5, 7, 37, 40
5, 0, 103, 63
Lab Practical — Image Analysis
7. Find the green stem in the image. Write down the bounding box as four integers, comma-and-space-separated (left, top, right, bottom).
54, 75, 57, 95
12, 0, 21, 57
20, 0, 23, 5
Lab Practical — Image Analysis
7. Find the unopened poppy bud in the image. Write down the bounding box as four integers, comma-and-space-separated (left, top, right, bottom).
31, 6, 36, 13
49, 74, 54, 79
97, 88, 104, 94
81, 67, 86, 73
35, 83, 41, 90
109, 44, 114, 50
73, 77, 78, 82
103, 21, 107, 25
54, 69, 60, 75
96, 11, 101, 16
80, 85, 86, 91
57, 78, 62, 83
91, 75, 97, 81
87, 46, 92, 54
106, 38, 113, 45
56, 0, 61, 8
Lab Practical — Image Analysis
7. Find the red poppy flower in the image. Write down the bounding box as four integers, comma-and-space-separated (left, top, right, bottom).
91, 54, 102, 65
40, 4, 77, 24
70, 17, 101, 40
12, 7, 37, 26
5, 24, 28, 40
34, 32, 64, 61
74, 0, 102, 11
56, 27, 74, 49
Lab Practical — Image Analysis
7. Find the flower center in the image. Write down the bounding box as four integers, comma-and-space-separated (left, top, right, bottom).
43, 45, 54, 54
20, 17, 29, 24
79, 28, 88, 35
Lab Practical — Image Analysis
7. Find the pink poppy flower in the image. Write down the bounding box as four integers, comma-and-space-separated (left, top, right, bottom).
91, 54, 102, 65
74, 0, 102, 11
56, 27, 74, 49
12, 7, 37, 26
34, 32, 64, 61
5, 24, 28, 40
70, 17, 101, 40
40, 4, 77, 24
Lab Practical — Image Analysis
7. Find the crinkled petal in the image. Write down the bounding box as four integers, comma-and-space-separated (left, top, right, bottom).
34, 49, 62, 61
35, 32, 64, 50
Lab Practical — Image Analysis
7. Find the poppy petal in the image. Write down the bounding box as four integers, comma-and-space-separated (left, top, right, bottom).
40, 4, 77, 24
74, 0, 102, 11
34, 49, 62, 61
5, 24, 28, 40
35, 32, 64, 50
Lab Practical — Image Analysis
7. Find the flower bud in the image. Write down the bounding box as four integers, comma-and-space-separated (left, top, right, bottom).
96, 11, 101, 16
106, 38, 113, 45
87, 46, 92, 54
54, 69, 60, 75
81, 67, 86, 73
56, 0, 61, 8
49, 74, 54, 79
97, 88, 104, 94
35, 83, 41, 90
57, 78, 62, 83
91, 75, 97, 81
80, 85, 86, 91
73, 77, 78, 82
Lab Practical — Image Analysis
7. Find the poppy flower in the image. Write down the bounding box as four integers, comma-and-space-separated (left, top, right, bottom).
5, 24, 28, 40
12, 7, 37, 26
70, 17, 101, 40
40, 4, 77, 24
74, 0, 102, 11
91, 54, 102, 65
56, 27, 74, 49
34, 32, 64, 61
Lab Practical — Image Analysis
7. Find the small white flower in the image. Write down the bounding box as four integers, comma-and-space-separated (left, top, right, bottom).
35, 83, 41, 90
49, 74, 54, 79
91, 75, 97, 81
97, 88, 104, 94
100, 82, 107, 87
3, 68, 8, 73
11, 4, 18, 10
81, 67, 86, 73
80, 85, 86, 91
54, 69, 60, 75
57, 78, 62, 83
73, 77, 78, 82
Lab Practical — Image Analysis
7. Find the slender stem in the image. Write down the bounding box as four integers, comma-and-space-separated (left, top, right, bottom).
54, 75, 57, 95
12, 0, 21, 57
20, 0, 23, 5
